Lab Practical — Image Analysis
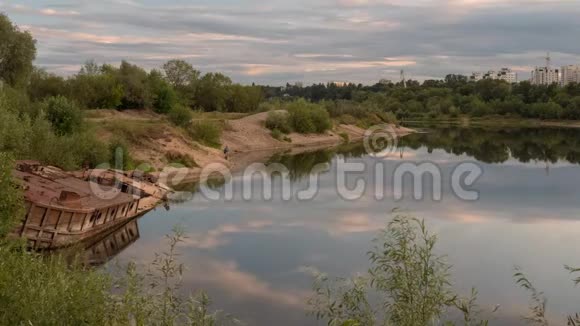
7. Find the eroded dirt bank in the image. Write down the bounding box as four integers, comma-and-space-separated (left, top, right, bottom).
90, 110, 415, 185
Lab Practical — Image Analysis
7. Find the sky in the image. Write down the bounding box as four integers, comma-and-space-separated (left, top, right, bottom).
1, 0, 580, 85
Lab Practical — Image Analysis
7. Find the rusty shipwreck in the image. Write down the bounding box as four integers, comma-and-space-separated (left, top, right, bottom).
12, 161, 170, 249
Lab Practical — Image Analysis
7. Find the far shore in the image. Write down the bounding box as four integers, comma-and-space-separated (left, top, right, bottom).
403, 117, 580, 129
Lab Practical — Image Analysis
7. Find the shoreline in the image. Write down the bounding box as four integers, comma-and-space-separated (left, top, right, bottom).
163, 124, 414, 185
403, 117, 580, 129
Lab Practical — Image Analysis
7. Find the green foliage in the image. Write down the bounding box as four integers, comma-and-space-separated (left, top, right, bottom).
187, 120, 223, 148
41, 95, 84, 135
0, 154, 23, 238
0, 244, 112, 325
0, 85, 37, 118
152, 77, 179, 114
0, 228, 235, 325
225, 84, 263, 113
0, 91, 108, 170
286, 99, 332, 134
165, 151, 198, 168
368, 216, 454, 325
108, 138, 135, 171
163, 59, 200, 90
118, 61, 152, 110
70, 62, 124, 109
265, 111, 291, 133
168, 104, 193, 127
270, 128, 283, 141
28, 68, 68, 102
0, 13, 36, 87
513, 268, 549, 325
339, 132, 349, 143
196, 73, 232, 111
309, 215, 488, 326
103, 120, 165, 146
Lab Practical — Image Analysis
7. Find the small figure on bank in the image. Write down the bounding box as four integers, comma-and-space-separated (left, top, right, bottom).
223, 145, 230, 160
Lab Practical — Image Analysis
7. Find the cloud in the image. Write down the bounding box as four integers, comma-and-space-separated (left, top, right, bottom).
183, 220, 275, 249
183, 257, 308, 308
2, 0, 580, 84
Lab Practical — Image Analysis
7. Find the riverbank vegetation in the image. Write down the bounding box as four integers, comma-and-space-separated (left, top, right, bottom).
309, 214, 580, 326
262, 76, 580, 122
0, 156, 232, 325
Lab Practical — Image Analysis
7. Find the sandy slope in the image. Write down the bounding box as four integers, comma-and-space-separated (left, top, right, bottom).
90, 109, 415, 184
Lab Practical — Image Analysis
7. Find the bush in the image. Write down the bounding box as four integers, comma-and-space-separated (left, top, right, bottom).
265, 111, 291, 133
285, 100, 332, 134
41, 96, 84, 136
271, 128, 283, 141
339, 132, 349, 143
108, 138, 135, 171
0, 244, 112, 325
187, 121, 222, 148
168, 104, 192, 127
0, 153, 23, 238
0, 229, 232, 325
310, 108, 332, 133
0, 97, 108, 170
165, 151, 198, 168
153, 83, 178, 114
104, 120, 165, 145
289, 106, 316, 133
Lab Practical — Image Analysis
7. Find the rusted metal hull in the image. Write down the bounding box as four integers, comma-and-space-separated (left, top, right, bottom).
13, 161, 169, 250
20, 198, 148, 250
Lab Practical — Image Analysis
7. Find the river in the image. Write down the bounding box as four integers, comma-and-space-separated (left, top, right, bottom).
99, 125, 580, 325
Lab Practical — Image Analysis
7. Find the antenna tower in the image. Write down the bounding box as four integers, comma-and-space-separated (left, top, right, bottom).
400, 70, 406, 88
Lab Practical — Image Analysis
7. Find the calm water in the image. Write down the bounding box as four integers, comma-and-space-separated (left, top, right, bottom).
102, 126, 580, 325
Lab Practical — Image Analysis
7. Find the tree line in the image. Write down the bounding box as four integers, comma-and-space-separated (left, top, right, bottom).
262, 76, 580, 121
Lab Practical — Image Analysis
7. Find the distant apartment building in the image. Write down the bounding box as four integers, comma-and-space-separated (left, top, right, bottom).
561, 65, 580, 86
530, 66, 560, 85
469, 68, 518, 83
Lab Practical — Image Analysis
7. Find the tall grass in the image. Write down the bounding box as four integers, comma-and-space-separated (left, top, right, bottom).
0, 228, 237, 325
186, 120, 222, 148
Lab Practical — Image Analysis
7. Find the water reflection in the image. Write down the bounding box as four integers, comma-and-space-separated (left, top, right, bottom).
401, 125, 580, 164
81, 220, 140, 267
96, 126, 580, 325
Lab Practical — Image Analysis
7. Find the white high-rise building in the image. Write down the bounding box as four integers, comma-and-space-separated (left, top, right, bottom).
495, 68, 518, 83
531, 53, 560, 86
469, 68, 517, 83
561, 65, 580, 86
531, 67, 560, 85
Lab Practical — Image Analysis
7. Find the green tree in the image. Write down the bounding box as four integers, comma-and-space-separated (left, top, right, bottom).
69, 61, 123, 109
225, 84, 263, 112
0, 14, 36, 87
27, 68, 68, 102
195, 73, 232, 111
149, 69, 178, 114
41, 96, 84, 136
163, 60, 200, 107
0, 153, 23, 238
118, 61, 152, 109
163, 59, 200, 90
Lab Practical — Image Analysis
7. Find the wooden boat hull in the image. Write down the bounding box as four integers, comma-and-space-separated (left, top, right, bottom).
19, 199, 155, 250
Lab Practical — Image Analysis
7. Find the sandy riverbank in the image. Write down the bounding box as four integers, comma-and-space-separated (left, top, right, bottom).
89, 109, 415, 186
